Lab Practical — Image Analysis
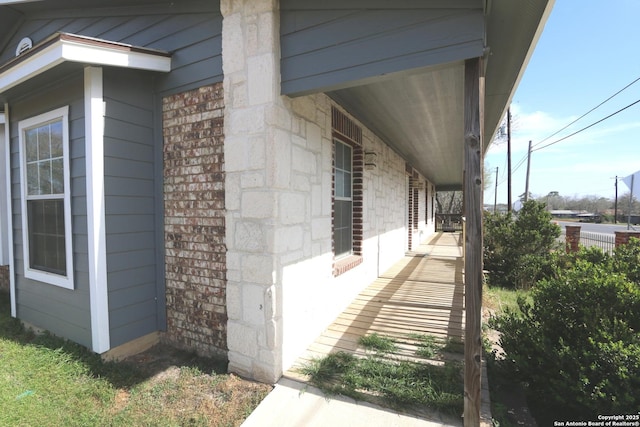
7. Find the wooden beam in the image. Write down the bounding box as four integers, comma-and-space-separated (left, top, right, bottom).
463, 57, 484, 426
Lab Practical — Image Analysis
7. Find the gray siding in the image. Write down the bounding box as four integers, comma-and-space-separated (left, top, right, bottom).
0, 1, 222, 96
280, 0, 484, 96
10, 73, 91, 348
103, 68, 159, 348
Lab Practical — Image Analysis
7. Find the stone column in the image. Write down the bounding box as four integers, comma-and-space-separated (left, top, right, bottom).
222, 0, 291, 383
614, 231, 640, 248
565, 225, 581, 253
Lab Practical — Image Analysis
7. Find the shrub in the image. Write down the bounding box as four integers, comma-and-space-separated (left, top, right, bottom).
490, 248, 640, 418
484, 200, 561, 289
613, 237, 640, 285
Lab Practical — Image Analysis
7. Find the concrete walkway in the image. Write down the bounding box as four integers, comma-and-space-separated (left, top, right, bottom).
242, 233, 483, 427
241, 378, 458, 427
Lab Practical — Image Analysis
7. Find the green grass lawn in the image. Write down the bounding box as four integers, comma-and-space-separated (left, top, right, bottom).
0, 292, 270, 426
299, 333, 464, 417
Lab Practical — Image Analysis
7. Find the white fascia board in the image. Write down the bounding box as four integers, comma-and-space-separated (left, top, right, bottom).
0, 43, 66, 94
60, 39, 171, 72
85, 67, 110, 354
0, 36, 170, 94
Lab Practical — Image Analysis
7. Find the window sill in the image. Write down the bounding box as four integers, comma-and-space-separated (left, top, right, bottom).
333, 255, 363, 277
24, 268, 74, 289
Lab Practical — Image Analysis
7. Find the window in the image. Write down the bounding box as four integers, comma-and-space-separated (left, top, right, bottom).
331, 106, 363, 275
334, 139, 352, 257
19, 106, 73, 288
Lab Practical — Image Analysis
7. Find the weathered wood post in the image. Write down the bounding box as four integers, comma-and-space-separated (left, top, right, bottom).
463, 57, 483, 426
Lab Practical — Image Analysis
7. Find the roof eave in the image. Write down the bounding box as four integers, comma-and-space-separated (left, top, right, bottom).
0, 32, 171, 94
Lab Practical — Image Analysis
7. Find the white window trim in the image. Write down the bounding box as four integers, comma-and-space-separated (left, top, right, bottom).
18, 106, 74, 289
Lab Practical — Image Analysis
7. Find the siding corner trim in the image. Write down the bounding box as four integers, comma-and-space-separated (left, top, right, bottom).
85, 66, 110, 353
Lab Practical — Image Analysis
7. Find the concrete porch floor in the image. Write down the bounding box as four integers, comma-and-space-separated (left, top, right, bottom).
242, 232, 491, 427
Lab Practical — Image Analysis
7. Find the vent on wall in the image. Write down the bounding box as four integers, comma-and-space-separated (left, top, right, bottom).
331, 106, 362, 145
15, 37, 32, 56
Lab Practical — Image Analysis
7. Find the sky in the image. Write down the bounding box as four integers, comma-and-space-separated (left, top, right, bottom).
484, 0, 640, 205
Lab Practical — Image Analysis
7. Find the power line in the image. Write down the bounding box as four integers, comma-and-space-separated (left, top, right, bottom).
532, 98, 640, 152
531, 76, 640, 149
491, 77, 640, 195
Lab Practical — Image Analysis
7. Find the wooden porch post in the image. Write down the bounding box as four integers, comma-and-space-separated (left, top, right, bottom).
463, 57, 484, 426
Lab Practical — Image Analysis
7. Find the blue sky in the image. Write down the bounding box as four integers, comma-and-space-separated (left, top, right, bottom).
484, 0, 640, 205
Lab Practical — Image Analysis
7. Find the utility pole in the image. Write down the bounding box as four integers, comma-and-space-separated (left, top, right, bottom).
628, 174, 634, 230
614, 176, 618, 224
507, 108, 512, 211
494, 166, 499, 212
524, 140, 532, 202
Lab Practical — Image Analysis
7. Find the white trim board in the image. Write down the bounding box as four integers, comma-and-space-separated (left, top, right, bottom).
0, 114, 7, 265
0, 32, 171, 94
2, 104, 15, 317
85, 66, 110, 354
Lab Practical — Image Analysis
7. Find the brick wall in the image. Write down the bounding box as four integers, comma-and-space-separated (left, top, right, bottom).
615, 231, 640, 247
0, 265, 8, 292
162, 83, 227, 357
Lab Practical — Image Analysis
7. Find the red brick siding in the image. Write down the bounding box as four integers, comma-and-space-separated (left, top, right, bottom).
615, 231, 640, 247
162, 83, 227, 357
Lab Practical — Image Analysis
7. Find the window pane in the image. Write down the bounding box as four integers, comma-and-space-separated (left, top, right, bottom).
335, 141, 343, 169
51, 158, 64, 194
38, 126, 50, 160
39, 161, 52, 195
27, 163, 39, 195
26, 129, 38, 162
334, 200, 353, 256
343, 171, 351, 198
50, 121, 63, 158
335, 170, 344, 198
28, 199, 66, 276
343, 144, 351, 170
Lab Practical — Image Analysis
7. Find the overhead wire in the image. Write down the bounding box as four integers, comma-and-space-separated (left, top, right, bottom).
531, 76, 640, 149
532, 98, 640, 152
491, 76, 640, 196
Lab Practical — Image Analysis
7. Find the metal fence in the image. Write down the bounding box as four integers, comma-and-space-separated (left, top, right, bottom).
559, 229, 616, 254
435, 214, 463, 232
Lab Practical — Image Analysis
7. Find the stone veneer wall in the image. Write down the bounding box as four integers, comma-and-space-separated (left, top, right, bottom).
163, 83, 227, 356
221, 0, 436, 382
0, 265, 8, 291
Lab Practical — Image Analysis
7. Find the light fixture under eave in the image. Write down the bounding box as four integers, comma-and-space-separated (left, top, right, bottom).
364, 151, 377, 170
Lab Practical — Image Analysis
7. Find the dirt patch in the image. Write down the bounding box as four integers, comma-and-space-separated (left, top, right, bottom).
115, 344, 272, 426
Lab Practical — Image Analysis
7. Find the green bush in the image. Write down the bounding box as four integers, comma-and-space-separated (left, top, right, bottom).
484, 200, 561, 289
490, 247, 640, 419
613, 237, 640, 285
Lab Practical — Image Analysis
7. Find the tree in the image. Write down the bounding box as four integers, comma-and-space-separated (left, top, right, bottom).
484, 200, 561, 289
619, 191, 640, 216
436, 191, 463, 214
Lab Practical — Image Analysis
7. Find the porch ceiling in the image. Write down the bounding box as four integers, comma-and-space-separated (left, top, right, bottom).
329, 61, 465, 190
329, 0, 554, 191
